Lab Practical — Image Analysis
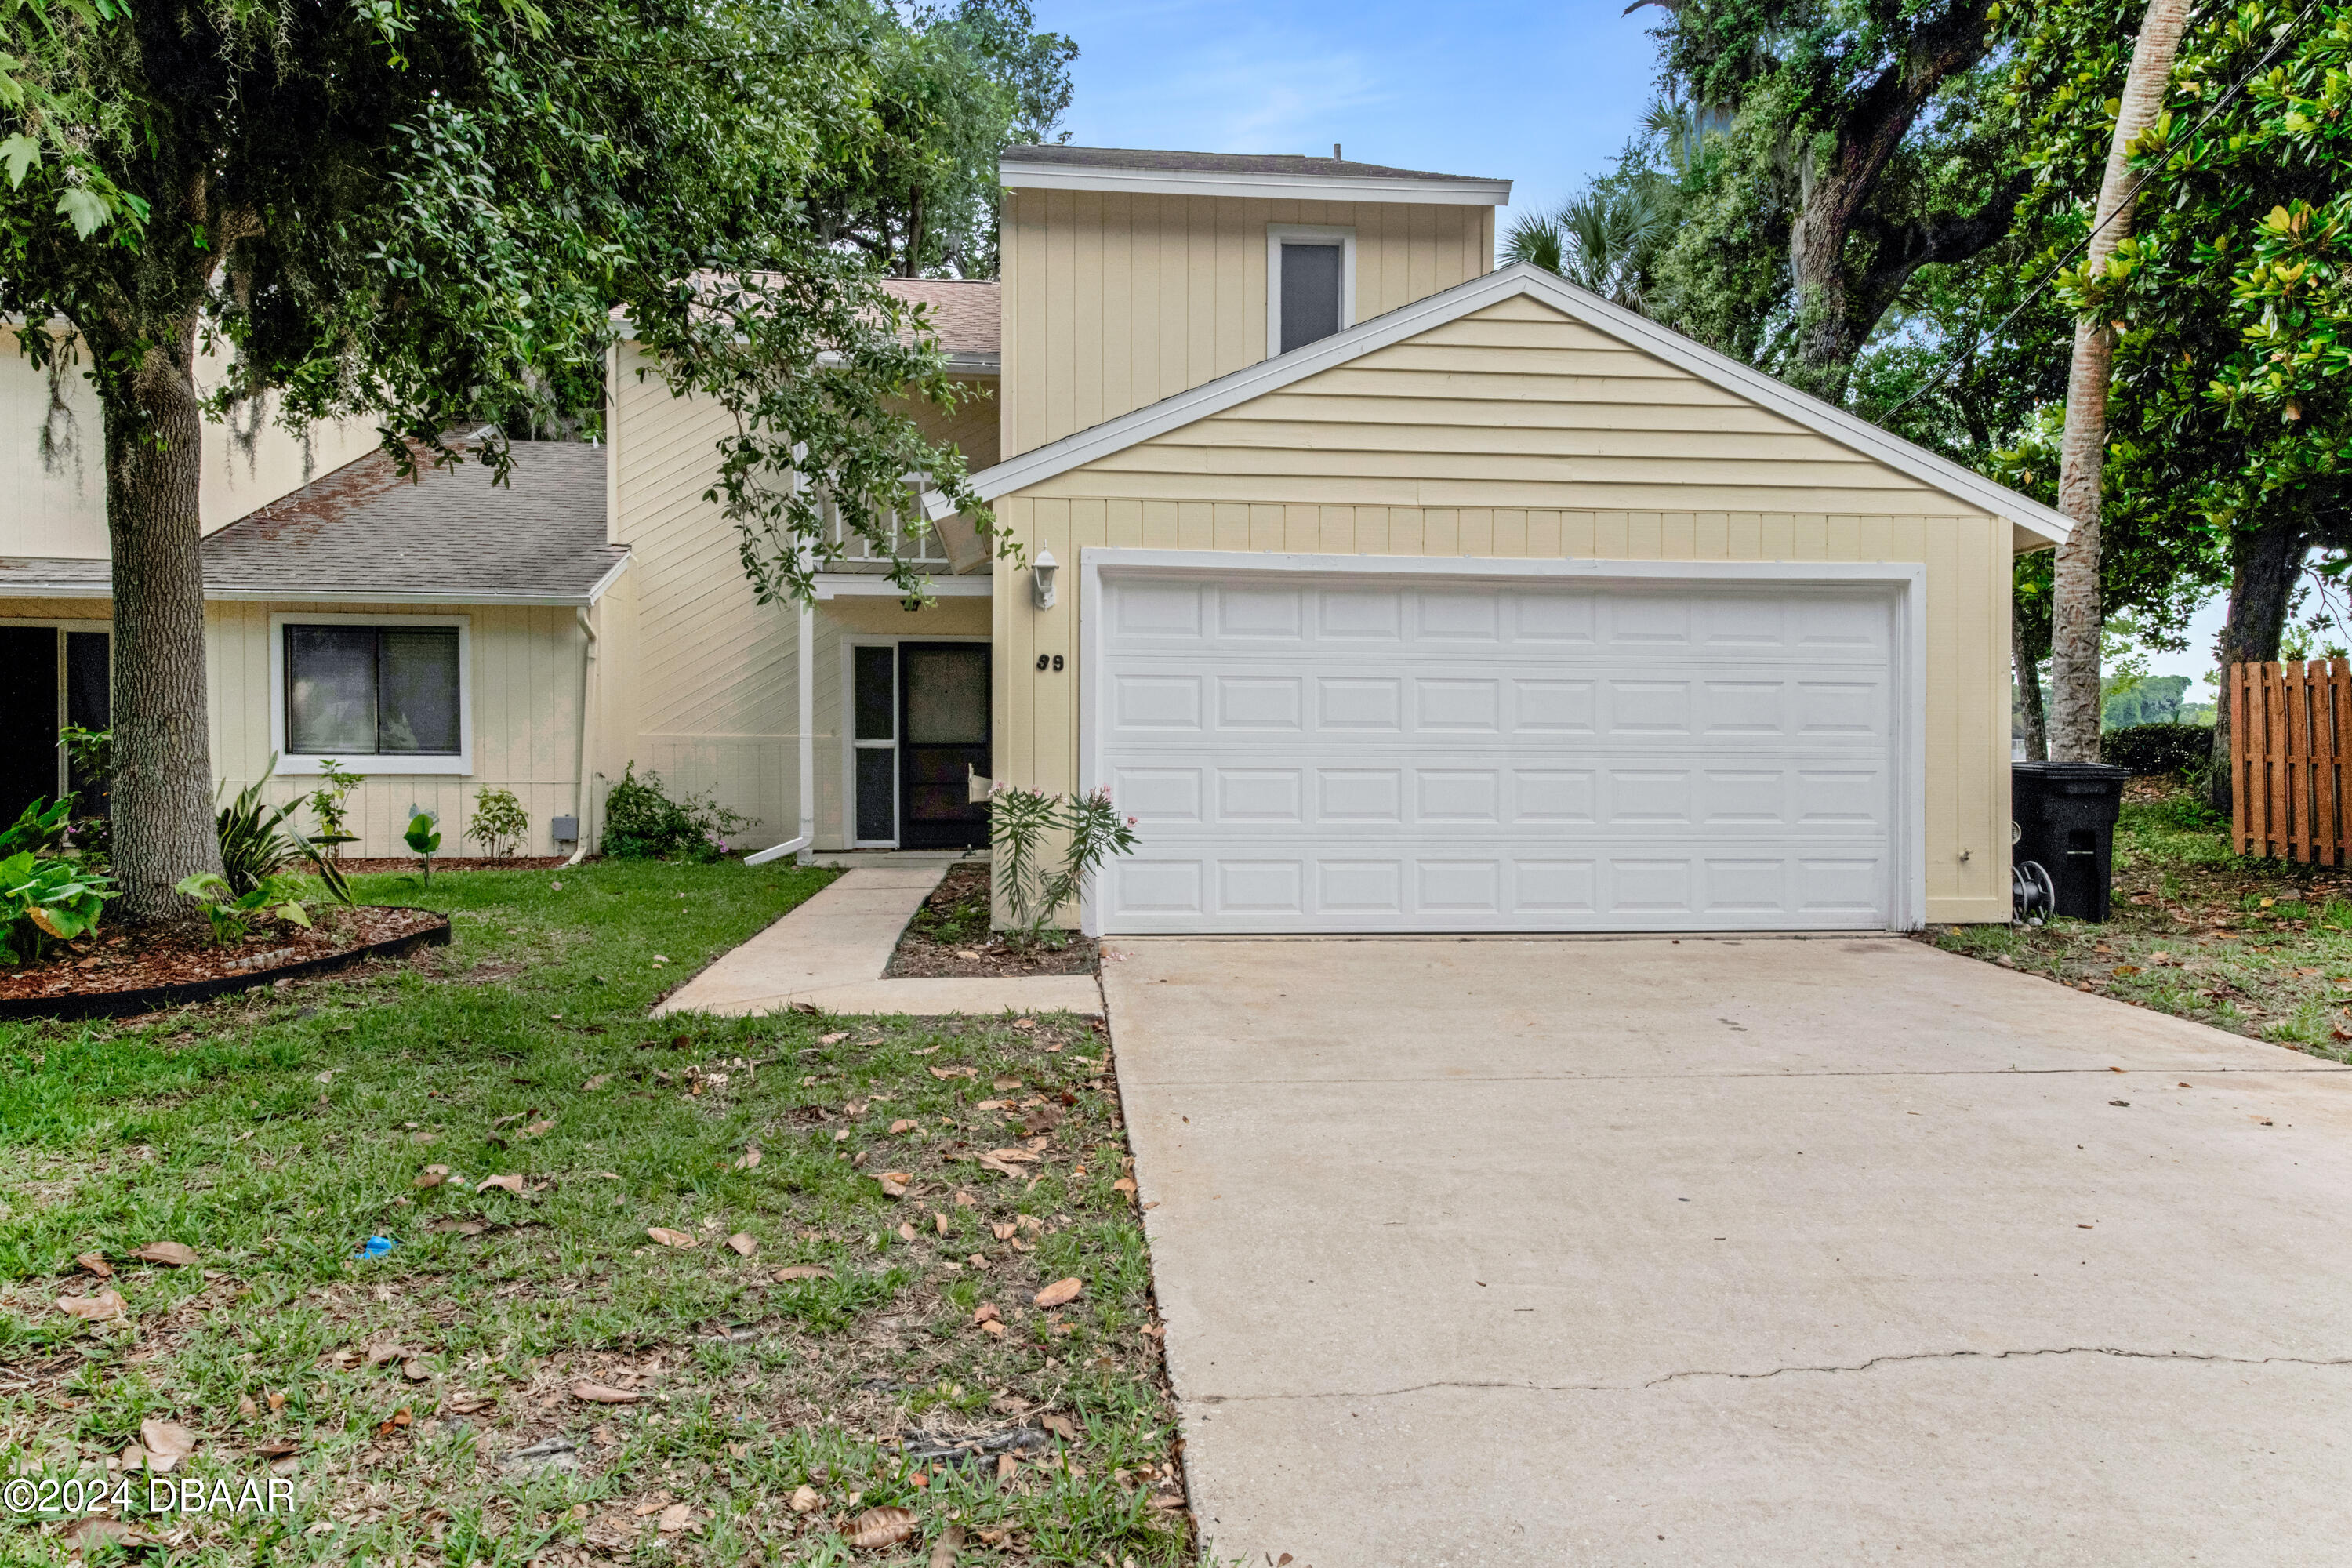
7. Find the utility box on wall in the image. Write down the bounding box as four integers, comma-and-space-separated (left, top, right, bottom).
551, 815, 579, 846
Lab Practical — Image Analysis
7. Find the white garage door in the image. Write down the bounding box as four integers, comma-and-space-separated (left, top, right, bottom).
1090, 566, 1904, 934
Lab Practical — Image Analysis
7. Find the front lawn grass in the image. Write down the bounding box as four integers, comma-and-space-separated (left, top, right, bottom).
1929, 782, 2352, 1063
0, 859, 1186, 1565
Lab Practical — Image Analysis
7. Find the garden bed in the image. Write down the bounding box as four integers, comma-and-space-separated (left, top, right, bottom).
331, 855, 574, 874
0, 906, 449, 1021
887, 862, 1100, 978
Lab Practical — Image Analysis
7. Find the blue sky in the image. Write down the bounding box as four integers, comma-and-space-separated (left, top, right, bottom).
1029, 0, 2234, 681
1033, 0, 1669, 219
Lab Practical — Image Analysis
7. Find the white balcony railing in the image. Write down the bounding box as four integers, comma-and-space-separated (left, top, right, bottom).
821, 491, 954, 571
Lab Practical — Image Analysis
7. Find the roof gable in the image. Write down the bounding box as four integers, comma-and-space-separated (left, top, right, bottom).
945, 263, 2067, 548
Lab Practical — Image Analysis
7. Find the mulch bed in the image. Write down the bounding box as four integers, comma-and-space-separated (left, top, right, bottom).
0, 905, 446, 1006
887, 861, 1099, 978
331, 855, 573, 874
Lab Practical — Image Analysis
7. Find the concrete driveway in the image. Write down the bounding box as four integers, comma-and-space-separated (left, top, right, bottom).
1102, 935, 2352, 1566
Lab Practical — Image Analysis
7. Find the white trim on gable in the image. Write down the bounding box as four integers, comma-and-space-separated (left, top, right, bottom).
939, 262, 2071, 548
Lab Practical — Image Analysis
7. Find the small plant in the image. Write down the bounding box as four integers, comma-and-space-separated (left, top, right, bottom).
57, 724, 111, 860
0, 849, 117, 963
466, 787, 530, 859
303, 759, 364, 851
174, 871, 314, 947
0, 797, 74, 858
405, 811, 443, 885
600, 763, 753, 862
989, 785, 1139, 941
216, 768, 350, 904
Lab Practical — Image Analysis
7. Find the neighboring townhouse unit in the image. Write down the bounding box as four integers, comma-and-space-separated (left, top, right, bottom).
0, 143, 2072, 931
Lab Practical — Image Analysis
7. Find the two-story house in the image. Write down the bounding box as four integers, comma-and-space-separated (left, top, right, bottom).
0, 144, 2071, 931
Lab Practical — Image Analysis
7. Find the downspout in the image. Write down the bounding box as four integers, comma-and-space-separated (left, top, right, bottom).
565, 604, 598, 866
797, 593, 815, 863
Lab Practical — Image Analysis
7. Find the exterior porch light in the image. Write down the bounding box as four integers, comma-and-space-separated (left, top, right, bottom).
1031, 548, 1058, 610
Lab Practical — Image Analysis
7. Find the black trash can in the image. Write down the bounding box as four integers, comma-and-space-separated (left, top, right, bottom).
2011, 760, 2129, 922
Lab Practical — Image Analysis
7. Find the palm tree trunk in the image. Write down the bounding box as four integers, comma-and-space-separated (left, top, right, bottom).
2047, 0, 2190, 761
103, 316, 225, 922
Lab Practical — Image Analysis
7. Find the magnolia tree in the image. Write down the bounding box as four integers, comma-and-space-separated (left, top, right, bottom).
0, 0, 1031, 920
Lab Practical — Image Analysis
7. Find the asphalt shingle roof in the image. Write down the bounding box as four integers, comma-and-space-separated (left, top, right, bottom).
880, 277, 1000, 358
1002, 143, 1505, 185
0, 441, 626, 604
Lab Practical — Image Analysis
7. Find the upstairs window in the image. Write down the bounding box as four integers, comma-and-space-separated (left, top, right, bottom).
1267, 226, 1356, 358
273, 615, 472, 775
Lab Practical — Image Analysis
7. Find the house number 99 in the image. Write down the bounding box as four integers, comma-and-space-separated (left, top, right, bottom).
1035, 654, 1064, 672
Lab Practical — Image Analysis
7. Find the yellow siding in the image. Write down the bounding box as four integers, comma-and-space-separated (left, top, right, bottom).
1000, 191, 1494, 458
990, 298, 2016, 926
0, 326, 378, 561
607, 343, 997, 850
208, 601, 590, 858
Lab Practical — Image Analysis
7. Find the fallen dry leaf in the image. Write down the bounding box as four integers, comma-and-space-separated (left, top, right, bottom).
992, 1077, 1022, 1091
734, 1148, 762, 1170
973, 1302, 1000, 1323
928, 1065, 978, 1080
583, 1073, 613, 1091
848, 1506, 919, 1549
890, 1119, 919, 1134
877, 1172, 913, 1198
140, 1419, 198, 1472
646, 1226, 698, 1249
775, 1265, 834, 1283
252, 1437, 299, 1457
819, 1031, 849, 1044
572, 1381, 644, 1404
1011, 1018, 1036, 1029
897, 1221, 918, 1242
1112, 1177, 1138, 1196
656, 1503, 693, 1534
476, 1174, 524, 1194
953, 1189, 977, 1207
74, 1250, 112, 1278
933, 1211, 949, 1236
977, 1156, 1026, 1179
238, 1394, 258, 1419
1033, 1277, 1083, 1309
56, 1290, 128, 1322
990, 1222, 1018, 1241
132, 1241, 198, 1269
930, 1522, 965, 1568
414, 1164, 451, 1189
267, 1391, 286, 1413
64, 1518, 151, 1554
980, 1319, 1006, 1339
1039, 1412, 1078, 1439
985, 1147, 1040, 1164
521, 1120, 556, 1138
725, 1232, 759, 1257
790, 1483, 823, 1512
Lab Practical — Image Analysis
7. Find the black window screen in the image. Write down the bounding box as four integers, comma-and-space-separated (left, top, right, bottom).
1279, 242, 1344, 353
286, 625, 462, 755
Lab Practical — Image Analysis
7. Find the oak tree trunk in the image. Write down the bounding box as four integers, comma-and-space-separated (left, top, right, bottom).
2046, 0, 2190, 761
103, 317, 224, 921
2206, 516, 2304, 815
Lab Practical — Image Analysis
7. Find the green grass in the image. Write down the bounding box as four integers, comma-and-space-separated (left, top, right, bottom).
0, 859, 1187, 1565
1929, 789, 2352, 1062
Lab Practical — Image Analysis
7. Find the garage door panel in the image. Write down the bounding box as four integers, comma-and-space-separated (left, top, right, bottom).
1094, 571, 1899, 933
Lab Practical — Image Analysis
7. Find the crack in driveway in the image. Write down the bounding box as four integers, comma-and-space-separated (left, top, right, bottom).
1192, 1345, 2352, 1404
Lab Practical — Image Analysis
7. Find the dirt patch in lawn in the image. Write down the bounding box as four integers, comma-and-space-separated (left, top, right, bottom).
887, 862, 1099, 978
0, 904, 444, 1003
1927, 780, 2352, 1062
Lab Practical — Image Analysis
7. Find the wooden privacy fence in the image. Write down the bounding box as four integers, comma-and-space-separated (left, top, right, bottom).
2231, 659, 2352, 862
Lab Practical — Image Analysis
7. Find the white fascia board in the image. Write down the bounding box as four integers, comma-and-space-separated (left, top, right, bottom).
953, 262, 2071, 546
585, 551, 633, 605
813, 573, 994, 599
0, 582, 111, 599
999, 161, 1510, 208
209, 586, 607, 606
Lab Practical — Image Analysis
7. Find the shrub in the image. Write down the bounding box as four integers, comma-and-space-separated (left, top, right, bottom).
216, 769, 350, 905
599, 763, 752, 861
0, 849, 116, 963
466, 787, 530, 858
57, 724, 111, 859
0, 797, 74, 858
2102, 722, 2214, 777
989, 784, 1140, 938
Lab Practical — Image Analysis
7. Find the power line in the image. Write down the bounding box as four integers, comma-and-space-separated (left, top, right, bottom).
1882, 0, 2321, 422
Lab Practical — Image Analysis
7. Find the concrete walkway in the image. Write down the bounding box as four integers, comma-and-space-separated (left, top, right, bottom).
1105, 934, 2352, 1566
655, 865, 1102, 1018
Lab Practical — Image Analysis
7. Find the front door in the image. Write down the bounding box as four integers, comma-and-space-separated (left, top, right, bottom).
900, 642, 990, 849
0, 626, 108, 829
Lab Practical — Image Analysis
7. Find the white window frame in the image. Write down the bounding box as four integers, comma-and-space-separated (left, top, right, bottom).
837, 632, 990, 849
0, 616, 112, 803
270, 612, 474, 777
1265, 224, 1356, 361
